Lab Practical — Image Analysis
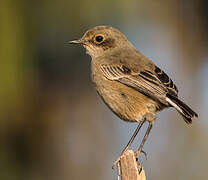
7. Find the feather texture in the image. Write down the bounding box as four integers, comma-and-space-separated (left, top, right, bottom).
100, 63, 198, 124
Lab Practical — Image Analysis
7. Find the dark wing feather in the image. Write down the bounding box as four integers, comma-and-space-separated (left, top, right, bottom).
100, 64, 198, 124
154, 66, 178, 96
100, 64, 169, 105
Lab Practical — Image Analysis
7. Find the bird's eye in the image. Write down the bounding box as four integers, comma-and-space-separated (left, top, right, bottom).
95, 35, 104, 43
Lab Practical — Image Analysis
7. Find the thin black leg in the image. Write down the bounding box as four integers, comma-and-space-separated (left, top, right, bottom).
136, 121, 153, 158
112, 119, 146, 169
122, 119, 146, 153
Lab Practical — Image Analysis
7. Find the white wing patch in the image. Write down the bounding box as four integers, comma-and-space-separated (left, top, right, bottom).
166, 97, 183, 114
100, 64, 128, 80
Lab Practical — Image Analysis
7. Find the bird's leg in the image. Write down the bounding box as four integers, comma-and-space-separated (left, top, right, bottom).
122, 120, 146, 154
112, 119, 146, 169
135, 121, 153, 159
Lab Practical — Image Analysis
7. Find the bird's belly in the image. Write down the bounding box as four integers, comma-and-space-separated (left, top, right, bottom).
95, 80, 159, 122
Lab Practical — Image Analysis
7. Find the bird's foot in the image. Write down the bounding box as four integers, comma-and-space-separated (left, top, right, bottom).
112, 149, 147, 170
112, 154, 123, 170
135, 149, 148, 161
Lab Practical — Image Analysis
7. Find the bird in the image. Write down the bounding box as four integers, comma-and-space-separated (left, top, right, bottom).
69, 25, 198, 167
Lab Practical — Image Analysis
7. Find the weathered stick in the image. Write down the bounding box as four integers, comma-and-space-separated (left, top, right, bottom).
118, 150, 146, 180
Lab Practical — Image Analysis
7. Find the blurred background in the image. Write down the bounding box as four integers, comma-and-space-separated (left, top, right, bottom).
1, 0, 208, 179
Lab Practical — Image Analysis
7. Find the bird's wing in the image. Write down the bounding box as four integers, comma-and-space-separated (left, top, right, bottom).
100, 63, 198, 124
153, 66, 178, 96
100, 63, 177, 105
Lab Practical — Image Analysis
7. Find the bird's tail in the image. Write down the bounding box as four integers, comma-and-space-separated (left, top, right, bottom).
166, 93, 198, 124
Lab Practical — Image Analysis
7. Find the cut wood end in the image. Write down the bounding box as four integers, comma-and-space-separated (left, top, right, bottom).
119, 150, 146, 180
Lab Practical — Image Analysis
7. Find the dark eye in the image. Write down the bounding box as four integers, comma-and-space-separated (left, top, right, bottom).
95, 35, 104, 43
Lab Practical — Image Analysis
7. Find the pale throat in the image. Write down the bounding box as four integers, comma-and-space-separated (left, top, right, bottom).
84, 44, 105, 58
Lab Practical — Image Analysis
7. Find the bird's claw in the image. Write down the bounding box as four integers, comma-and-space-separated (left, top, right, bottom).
141, 150, 147, 160
135, 149, 148, 161
112, 156, 122, 170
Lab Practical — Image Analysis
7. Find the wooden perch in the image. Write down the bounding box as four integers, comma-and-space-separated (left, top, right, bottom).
118, 150, 146, 180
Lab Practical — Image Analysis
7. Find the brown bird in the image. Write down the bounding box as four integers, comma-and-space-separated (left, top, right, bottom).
69, 25, 198, 167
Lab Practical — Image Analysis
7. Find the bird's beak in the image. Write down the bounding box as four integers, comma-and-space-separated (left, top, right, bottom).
68, 39, 85, 45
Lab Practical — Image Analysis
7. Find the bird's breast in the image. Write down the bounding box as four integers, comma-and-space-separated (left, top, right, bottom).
91, 62, 160, 122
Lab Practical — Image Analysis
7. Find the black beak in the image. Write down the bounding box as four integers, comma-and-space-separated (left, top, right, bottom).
68, 39, 84, 45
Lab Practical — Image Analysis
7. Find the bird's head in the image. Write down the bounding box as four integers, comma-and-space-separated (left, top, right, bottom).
69, 26, 132, 58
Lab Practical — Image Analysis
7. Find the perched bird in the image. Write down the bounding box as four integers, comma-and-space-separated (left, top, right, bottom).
69, 26, 198, 166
